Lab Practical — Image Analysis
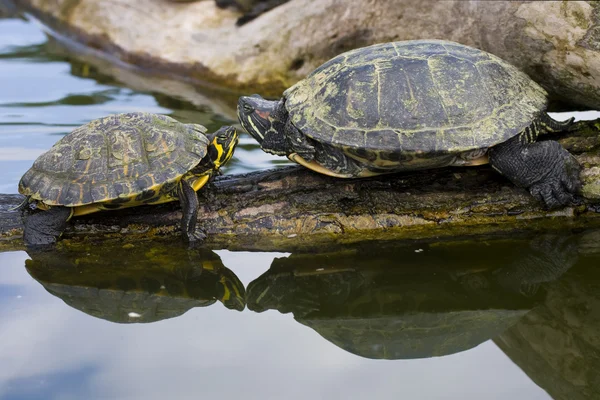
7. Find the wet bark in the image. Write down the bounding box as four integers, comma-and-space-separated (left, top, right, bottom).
1, 121, 600, 253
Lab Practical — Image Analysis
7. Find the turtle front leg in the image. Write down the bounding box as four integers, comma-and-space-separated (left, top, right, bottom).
488, 130, 582, 209
23, 206, 72, 247
178, 178, 206, 243
283, 120, 316, 161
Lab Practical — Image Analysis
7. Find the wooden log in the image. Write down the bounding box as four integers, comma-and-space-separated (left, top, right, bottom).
1, 120, 599, 253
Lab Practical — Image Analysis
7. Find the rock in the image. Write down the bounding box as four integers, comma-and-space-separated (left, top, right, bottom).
13, 0, 600, 110
10, 0, 600, 108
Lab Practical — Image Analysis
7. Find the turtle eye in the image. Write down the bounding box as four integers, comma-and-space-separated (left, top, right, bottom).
243, 103, 254, 114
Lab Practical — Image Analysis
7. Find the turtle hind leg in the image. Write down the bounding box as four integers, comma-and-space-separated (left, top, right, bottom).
23, 206, 72, 247
488, 127, 582, 209
539, 112, 575, 133
178, 178, 206, 243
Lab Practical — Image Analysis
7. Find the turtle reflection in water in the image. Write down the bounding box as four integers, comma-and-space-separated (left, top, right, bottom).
25, 243, 245, 323
247, 235, 578, 360
495, 229, 600, 400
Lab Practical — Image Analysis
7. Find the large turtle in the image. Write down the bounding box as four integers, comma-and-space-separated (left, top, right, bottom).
18, 112, 238, 246
25, 244, 246, 323
237, 40, 581, 209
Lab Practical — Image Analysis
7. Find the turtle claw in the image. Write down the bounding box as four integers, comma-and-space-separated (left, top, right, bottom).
519, 283, 540, 297
529, 180, 575, 209
23, 207, 71, 248
528, 151, 582, 209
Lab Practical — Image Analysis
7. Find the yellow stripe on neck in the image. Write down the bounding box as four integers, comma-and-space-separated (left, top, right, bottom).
214, 143, 224, 167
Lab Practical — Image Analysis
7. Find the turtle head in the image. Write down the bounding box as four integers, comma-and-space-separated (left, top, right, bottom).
207, 126, 239, 169
237, 94, 286, 149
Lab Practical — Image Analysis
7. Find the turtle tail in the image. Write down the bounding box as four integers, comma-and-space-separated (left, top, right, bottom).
9, 196, 30, 213
539, 113, 575, 134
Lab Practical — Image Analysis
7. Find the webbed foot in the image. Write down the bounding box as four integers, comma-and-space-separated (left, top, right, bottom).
527, 144, 582, 209
489, 137, 582, 209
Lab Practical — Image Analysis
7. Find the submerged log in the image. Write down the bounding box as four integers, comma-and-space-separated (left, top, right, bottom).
1, 120, 600, 252
12, 0, 600, 110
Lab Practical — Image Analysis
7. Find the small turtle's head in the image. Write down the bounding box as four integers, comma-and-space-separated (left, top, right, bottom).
237, 94, 283, 145
207, 126, 239, 169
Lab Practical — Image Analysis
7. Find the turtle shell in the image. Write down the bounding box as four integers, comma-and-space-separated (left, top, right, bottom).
18, 112, 209, 207
284, 40, 548, 163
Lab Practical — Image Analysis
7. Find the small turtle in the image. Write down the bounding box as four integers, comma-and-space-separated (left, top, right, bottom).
238, 40, 581, 209
18, 112, 238, 246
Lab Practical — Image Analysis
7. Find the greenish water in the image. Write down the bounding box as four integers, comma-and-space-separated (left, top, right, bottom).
1, 14, 600, 400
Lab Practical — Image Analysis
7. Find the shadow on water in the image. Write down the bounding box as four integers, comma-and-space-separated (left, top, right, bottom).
41, 35, 242, 123
0, 32, 240, 127
25, 244, 246, 323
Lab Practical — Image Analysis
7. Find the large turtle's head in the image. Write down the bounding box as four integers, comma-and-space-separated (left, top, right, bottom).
207, 126, 239, 169
237, 94, 284, 146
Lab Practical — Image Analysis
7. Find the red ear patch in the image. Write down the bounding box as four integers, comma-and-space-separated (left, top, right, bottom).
256, 110, 271, 120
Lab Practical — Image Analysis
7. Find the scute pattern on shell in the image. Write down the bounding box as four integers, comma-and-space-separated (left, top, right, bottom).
19, 112, 210, 206
284, 40, 548, 155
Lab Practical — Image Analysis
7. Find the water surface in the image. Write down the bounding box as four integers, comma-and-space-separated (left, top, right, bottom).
0, 14, 599, 400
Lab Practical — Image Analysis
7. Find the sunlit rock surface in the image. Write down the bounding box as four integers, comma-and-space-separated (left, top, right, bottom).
13, 0, 600, 110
